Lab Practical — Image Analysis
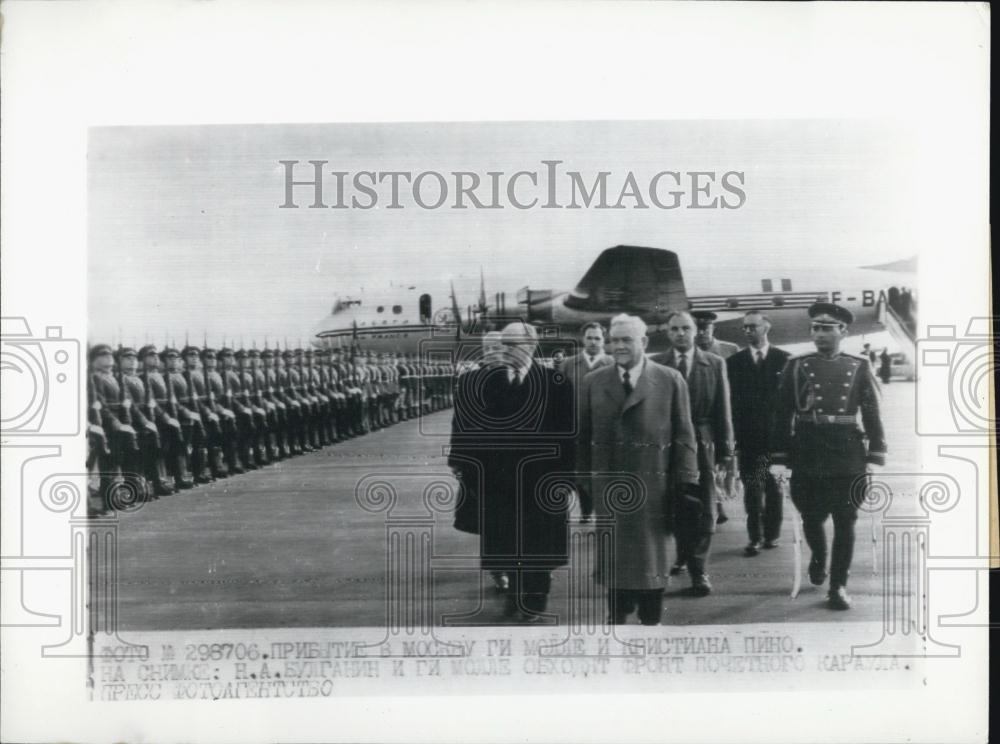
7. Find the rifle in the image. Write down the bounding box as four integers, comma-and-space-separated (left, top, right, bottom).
164, 358, 179, 420
222, 353, 234, 409
116, 355, 139, 452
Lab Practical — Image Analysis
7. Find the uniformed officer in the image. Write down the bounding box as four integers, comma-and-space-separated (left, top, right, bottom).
262, 348, 291, 458
221, 347, 258, 470
692, 311, 740, 359
140, 345, 194, 491
770, 303, 887, 610
203, 346, 242, 475
181, 344, 219, 483
277, 349, 304, 455
88, 344, 140, 510
118, 346, 176, 495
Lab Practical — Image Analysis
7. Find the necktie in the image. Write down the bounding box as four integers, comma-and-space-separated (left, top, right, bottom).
755, 350, 763, 366
622, 369, 633, 396
677, 354, 687, 379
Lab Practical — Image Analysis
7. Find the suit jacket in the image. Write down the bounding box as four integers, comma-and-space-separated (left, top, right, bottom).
649, 348, 734, 530
578, 360, 698, 590
559, 352, 613, 406
448, 362, 576, 570
726, 345, 791, 459
702, 339, 739, 359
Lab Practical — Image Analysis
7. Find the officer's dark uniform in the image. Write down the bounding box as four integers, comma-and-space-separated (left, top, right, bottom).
771, 303, 886, 610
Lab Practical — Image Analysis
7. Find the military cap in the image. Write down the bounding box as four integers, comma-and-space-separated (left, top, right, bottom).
691, 310, 718, 323
234, 349, 248, 360
181, 345, 201, 357
808, 302, 854, 326
201, 347, 217, 360
304, 349, 314, 357
281, 349, 295, 359
138, 344, 159, 360
248, 348, 260, 358
115, 346, 137, 360
260, 348, 274, 360
88, 343, 114, 363
160, 346, 180, 359
218, 347, 235, 358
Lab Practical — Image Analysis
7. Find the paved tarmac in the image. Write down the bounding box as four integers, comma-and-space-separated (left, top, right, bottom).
114, 381, 918, 630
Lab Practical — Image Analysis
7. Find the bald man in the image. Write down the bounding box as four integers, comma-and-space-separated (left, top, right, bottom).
449, 322, 576, 623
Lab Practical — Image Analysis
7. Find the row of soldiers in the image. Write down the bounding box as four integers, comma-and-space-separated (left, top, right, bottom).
86, 343, 456, 511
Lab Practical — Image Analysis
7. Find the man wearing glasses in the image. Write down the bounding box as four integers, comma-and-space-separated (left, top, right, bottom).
770, 303, 886, 610
726, 312, 791, 556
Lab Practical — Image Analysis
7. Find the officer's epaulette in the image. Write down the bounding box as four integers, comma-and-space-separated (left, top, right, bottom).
788, 351, 818, 361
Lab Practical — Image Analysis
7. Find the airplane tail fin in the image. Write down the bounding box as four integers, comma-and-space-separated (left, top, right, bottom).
565, 246, 688, 320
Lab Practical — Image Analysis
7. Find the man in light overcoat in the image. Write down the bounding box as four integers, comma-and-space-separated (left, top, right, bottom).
578, 314, 699, 625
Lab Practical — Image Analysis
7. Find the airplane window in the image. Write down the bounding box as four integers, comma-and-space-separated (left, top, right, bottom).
377, 306, 385, 313
393, 305, 403, 314
781, 279, 792, 292
772, 296, 785, 307
726, 298, 739, 309
761, 279, 773, 293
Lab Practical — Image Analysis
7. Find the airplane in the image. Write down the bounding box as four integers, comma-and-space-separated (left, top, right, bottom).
311, 245, 916, 357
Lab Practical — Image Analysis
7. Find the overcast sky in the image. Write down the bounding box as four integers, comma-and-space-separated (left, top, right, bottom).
88, 120, 924, 346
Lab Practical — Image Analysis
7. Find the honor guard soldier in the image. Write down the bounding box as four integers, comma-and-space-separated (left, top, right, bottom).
161, 346, 201, 486
237, 348, 270, 466
88, 344, 139, 509
220, 347, 258, 470
276, 349, 304, 455
304, 349, 331, 446
386, 353, 402, 423
118, 346, 176, 496
396, 353, 413, 420
182, 344, 221, 483
770, 302, 887, 611
251, 348, 282, 461
317, 348, 344, 442
261, 348, 291, 459
203, 346, 241, 475
287, 348, 314, 451
325, 349, 349, 440
343, 351, 362, 436
293, 348, 319, 449
139, 345, 194, 491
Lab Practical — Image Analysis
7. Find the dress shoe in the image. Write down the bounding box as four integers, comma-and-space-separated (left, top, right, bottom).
762, 539, 780, 549
744, 542, 761, 557
689, 576, 712, 597
808, 557, 828, 586
669, 561, 686, 577
827, 586, 852, 610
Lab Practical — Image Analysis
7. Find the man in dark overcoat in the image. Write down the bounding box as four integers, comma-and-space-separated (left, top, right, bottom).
449, 322, 576, 622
